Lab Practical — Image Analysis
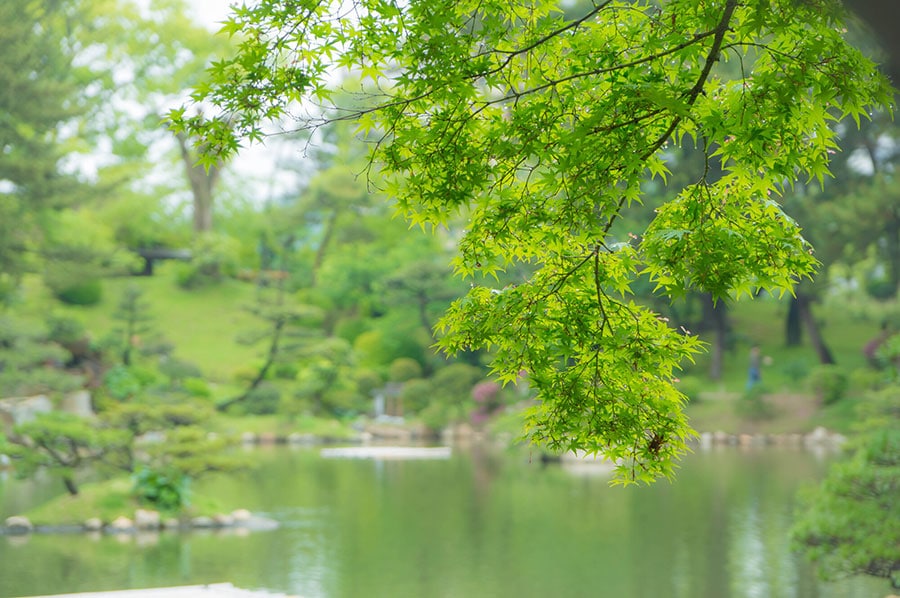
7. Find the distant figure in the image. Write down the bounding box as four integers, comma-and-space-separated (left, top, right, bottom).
747, 344, 761, 389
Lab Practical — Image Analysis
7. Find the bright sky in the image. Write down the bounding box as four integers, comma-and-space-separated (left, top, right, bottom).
182, 0, 309, 203
187, 0, 234, 32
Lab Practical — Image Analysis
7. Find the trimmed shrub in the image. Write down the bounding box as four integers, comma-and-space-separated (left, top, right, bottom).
353, 368, 384, 397
352, 314, 430, 368
430, 363, 483, 401
182, 377, 212, 399
420, 401, 466, 433
159, 358, 203, 383
133, 466, 190, 512
865, 275, 895, 300
175, 233, 241, 289
138, 339, 174, 359
102, 365, 159, 401
674, 376, 704, 403
400, 378, 433, 414
780, 358, 812, 382
241, 383, 282, 415
849, 368, 884, 394
272, 362, 299, 380
406, 363, 484, 428
389, 357, 423, 382
55, 279, 103, 306
160, 402, 213, 427
736, 385, 774, 420
45, 316, 86, 345
321, 388, 367, 417
334, 317, 370, 343
103, 365, 143, 400
232, 361, 266, 385
807, 365, 848, 405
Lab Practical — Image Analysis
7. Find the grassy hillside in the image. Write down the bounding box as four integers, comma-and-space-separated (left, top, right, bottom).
14, 265, 262, 382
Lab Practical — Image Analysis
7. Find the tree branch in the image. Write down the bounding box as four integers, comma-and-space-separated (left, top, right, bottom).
602, 0, 738, 237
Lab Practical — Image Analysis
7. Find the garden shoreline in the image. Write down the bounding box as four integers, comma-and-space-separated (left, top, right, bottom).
1, 508, 278, 537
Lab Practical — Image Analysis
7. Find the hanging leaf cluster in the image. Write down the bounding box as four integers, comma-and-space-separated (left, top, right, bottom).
172, 0, 893, 483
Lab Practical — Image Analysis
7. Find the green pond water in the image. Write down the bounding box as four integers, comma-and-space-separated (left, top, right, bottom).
0, 445, 887, 598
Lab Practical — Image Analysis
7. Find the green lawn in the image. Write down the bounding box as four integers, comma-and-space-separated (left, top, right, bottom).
684, 391, 869, 436
17, 265, 262, 382
23, 477, 231, 525
685, 293, 881, 393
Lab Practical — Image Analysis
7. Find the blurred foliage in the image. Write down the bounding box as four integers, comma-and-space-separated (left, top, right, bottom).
2, 412, 132, 495
228, 383, 281, 416
400, 363, 485, 429
674, 376, 704, 404
388, 358, 423, 383
735, 384, 774, 421
54, 279, 104, 306
132, 466, 190, 512
807, 365, 849, 406
0, 316, 83, 397
176, 233, 243, 289
793, 426, 900, 587
2, 398, 238, 505
5, 0, 900, 495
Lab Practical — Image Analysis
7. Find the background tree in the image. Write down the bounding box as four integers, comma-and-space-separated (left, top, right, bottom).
176, 130, 224, 234
74, 0, 234, 238
381, 259, 461, 346
0, 412, 131, 496
1, 398, 240, 504
285, 117, 375, 289
111, 285, 156, 366
299, 167, 371, 289
292, 337, 363, 416
0, 317, 84, 398
792, 404, 900, 587
0, 0, 96, 303
174, 0, 892, 483
779, 107, 900, 362
222, 237, 326, 413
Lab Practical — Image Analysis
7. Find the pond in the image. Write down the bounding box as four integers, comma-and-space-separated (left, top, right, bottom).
0, 444, 886, 598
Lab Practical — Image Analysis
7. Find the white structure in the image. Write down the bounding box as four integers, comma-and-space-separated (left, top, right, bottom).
320, 446, 451, 460
24, 583, 294, 598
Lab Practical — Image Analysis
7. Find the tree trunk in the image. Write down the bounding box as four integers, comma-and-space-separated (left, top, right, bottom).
219, 316, 284, 412
218, 276, 287, 412
176, 132, 221, 234
417, 293, 434, 341
310, 211, 338, 289
190, 171, 215, 233
785, 297, 803, 346
63, 475, 79, 496
886, 210, 900, 299
122, 314, 135, 366
796, 293, 835, 364
701, 294, 728, 381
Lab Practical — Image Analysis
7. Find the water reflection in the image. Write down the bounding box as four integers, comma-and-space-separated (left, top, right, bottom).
0, 446, 888, 598
730, 499, 768, 598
